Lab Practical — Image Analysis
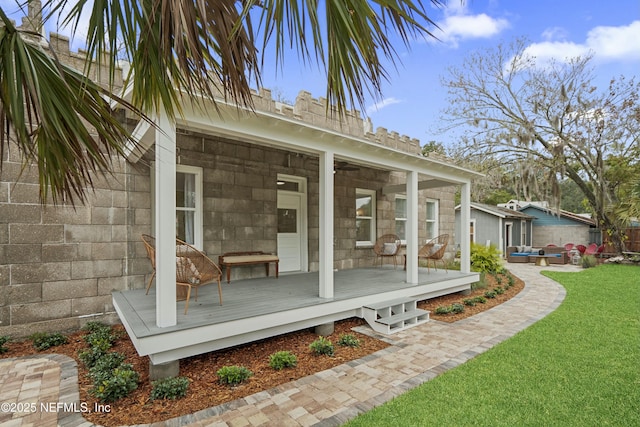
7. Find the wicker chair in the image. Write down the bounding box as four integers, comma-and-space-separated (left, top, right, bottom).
418, 234, 449, 272
141, 234, 223, 314
373, 234, 401, 268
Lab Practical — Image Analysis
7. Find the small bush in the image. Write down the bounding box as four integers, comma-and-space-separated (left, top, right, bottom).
269, 351, 298, 370
463, 298, 477, 306
435, 305, 452, 314
506, 274, 515, 287
337, 333, 360, 348
0, 336, 10, 353
150, 376, 190, 400
450, 303, 465, 314
309, 336, 335, 356
88, 352, 127, 381
90, 365, 139, 402
494, 286, 505, 295
581, 255, 598, 268
30, 332, 68, 351
484, 290, 497, 299
217, 365, 253, 386
82, 321, 111, 333
83, 325, 121, 349
473, 296, 487, 304
470, 243, 503, 273
79, 347, 108, 368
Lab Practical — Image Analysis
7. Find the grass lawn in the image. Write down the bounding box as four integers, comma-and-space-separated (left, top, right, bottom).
345, 264, 640, 427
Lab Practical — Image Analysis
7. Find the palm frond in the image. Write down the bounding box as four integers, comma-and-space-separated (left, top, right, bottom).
0, 10, 141, 204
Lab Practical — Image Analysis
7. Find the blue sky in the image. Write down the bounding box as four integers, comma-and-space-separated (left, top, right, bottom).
259, 0, 640, 146
2, 0, 638, 147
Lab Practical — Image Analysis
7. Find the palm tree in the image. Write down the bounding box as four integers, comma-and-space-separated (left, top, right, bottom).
0, 0, 443, 204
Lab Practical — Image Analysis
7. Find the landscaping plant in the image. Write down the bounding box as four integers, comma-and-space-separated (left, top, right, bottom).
216, 365, 253, 386
150, 376, 190, 400
309, 336, 335, 356
30, 332, 68, 350
269, 351, 298, 370
0, 336, 9, 353
338, 334, 361, 348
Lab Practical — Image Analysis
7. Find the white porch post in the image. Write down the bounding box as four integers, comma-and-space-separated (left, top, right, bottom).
405, 171, 419, 284
319, 151, 334, 298
460, 181, 471, 274
155, 108, 177, 327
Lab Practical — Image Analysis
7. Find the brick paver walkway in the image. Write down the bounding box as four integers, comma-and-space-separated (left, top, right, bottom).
0, 263, 577, 426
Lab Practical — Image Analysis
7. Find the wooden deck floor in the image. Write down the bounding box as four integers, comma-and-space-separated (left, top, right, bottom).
112, 266, 479, 363
114, 267, 473, 337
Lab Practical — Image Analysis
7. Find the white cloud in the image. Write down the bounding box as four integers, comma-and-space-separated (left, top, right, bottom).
431, 4, 510, 48
524, 20, 640, 67
586, 20, 640, 61
366, 97, 402, 115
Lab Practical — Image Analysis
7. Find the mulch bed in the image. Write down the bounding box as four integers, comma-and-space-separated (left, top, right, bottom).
1, 271, 523, 426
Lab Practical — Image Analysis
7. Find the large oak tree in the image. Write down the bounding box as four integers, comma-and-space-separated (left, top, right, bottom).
441, 38, 640, 252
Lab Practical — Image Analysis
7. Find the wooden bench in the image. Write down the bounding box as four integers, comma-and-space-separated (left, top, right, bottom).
218, 251, 279, 283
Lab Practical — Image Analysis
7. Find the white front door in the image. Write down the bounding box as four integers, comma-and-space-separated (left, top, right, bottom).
277, 192, 304, 272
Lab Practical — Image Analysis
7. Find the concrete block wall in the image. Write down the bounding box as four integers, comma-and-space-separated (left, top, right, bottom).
0, 154, 150, 337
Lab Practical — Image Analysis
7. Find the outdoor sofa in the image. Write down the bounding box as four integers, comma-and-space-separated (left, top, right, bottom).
506, 245, 569, 264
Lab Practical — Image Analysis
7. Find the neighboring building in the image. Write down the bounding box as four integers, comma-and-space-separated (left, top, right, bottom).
518, 204, 598, 247
455, 202, 534, 256
1, 12, 482, 373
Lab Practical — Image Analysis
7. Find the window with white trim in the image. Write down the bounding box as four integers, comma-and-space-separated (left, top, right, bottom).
395, 195, 407, 243
425, 199, 439, 239
356, 189, 376, 246
151, 164, 203, 248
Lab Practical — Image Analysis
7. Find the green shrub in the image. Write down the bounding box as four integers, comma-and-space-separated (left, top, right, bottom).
337, 333, 361, 348
450, 303, 465, 314
494, 286, 505, 295
83, 324, 121, 349
484, 290, 497, 299
269, 351, 298, 370
30, 332, 68, 350
464, 295, 487, 306
150, 376, 190, 400
470, 243, 503, 273
435, 305, 452, 314
217, 365, 253, 385
90, 365, 139, 402
88, 352, 127, 381
309, 336, 335, 356
581, 255, 598, 268
473, 296, 487, 304
78, 347, 108, 368
82, 321, 111, 333
506, 274, 515, 287
0, 336, 9, 353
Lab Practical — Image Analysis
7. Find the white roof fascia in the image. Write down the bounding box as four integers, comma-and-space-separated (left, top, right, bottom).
178, 101, 483, 185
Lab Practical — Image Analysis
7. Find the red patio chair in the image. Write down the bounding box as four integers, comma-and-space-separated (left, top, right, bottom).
564, 243, 574, 252
595, 244, 605, 258
576, 244, 587, 255
584, 243, 598, 255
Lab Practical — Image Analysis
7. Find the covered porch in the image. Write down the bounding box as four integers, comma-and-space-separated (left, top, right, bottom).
113, 266, 479, 365
119, 88, 483, 371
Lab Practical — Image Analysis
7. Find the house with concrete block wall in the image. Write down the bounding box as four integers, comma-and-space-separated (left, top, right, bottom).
0, 16, 483, 375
